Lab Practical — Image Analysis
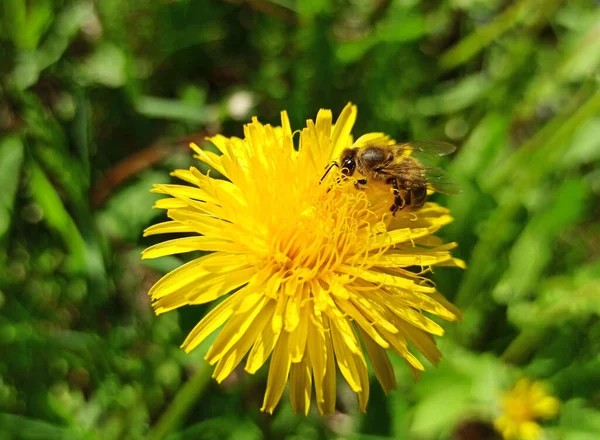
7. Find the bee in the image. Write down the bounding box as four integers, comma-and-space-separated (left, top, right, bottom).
321, 141, 459, 215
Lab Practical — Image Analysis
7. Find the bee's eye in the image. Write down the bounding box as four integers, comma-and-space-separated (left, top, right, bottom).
341, 157, 355, 175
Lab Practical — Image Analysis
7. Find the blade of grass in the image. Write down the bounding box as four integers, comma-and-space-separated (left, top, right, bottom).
146, 362, 213, 440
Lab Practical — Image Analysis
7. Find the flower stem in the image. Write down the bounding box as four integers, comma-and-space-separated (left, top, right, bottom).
146, 362, 213, 440
501, 330, 545, 364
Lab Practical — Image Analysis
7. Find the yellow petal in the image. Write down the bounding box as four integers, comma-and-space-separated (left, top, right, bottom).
376, 251, 455, 268
190, 142, 228, 176
326, 306, 361, 354
352, 269, 436, 293
205, 295, 270, 365
151, 183, 218, 204
519, 421, 541, 440
313, 109, 333, 167
279, 110, 294, 157
245, 317, 281, 374
212, 299, 275, 383
315, 108, 332, 137
205, 134, 231, 157
288, 301, 309, 363
142, 236, 243, 259
280, 110, 292, 138
533, 396, 560, 418
167, 208, 232, 240
393, 319, 442, 365
284, 291, 301, 332
153, 198, 189, 209
385, 303, 445, 336
355, 349, 370, 413
261, 331, 292, 414
378, 325, 424, 372
378, 287, 460, 322
315, 316, 337, 416
181, 293, 238, 353
271, 289, 288, 334
289, 358, 312, 415
352, 132, 389, 149
329, 315, 364, 393
334, 296, 389, 348
307, 310, 326, 384
143, 221, 196, 237
330, 102, 357, 160
424, 291, 463, 321
149, 253, 248, 301
369, 225, 440, 249
149, 253, 238, 299
358, 326, 397, 393
170, 168, 200, 185
347, 294, 399, 334
187, 167, 245, 206
184, 267, 256, 306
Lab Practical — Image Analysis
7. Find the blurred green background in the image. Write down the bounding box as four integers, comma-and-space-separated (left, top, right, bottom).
1, 0, 599, 439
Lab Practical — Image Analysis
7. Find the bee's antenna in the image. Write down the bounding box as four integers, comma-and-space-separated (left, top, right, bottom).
320, 162, 339, 184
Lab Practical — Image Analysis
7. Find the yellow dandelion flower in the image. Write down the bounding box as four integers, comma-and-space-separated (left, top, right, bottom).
495, 378, 560, 440
142, 103, 464, 415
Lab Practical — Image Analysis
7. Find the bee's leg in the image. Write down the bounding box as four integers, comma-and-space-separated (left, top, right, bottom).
390, 194, 406, 216
387, 178, 405, 216
354, 178, 367, 190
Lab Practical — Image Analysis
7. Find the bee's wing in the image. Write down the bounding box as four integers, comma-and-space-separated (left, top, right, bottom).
394, 141, 456, 157
379, 159, 461, 195
424, 167, 461, 195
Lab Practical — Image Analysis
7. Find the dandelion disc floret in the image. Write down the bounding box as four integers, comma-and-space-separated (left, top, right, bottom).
142, 103, 465, 415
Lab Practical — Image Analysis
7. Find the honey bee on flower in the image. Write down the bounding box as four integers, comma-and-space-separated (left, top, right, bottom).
321, 140, 460, 215
142, 103, 464, 414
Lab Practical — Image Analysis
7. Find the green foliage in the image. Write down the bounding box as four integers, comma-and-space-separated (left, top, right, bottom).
1, 0, 599, 439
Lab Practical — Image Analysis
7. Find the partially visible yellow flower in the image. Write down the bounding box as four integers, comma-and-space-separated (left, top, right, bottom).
495, 379, 560, 440
142, 103, 464, 414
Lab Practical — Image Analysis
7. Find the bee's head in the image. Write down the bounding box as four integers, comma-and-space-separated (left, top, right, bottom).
340, 148, 357, 176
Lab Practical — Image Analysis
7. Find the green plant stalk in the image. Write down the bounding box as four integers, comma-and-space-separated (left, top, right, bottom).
439, 0, 530, 70
501, 329, 544, 364
439, 0, 562, 71
146, 362, 213, 440
3, 0, 27, 49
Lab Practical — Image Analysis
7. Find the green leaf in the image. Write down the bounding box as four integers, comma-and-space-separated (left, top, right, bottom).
0, 136, 24, 239
77, 44, 128, 88
96, 170, 169, 243
8, 2, 95, 90
560, 118, 600, 169
494, 178, 589, 303
375, 12, 425, 43
2, 0, 27, 49
557, 399, 600, 440
415, 74, 491, 116
135, 96, 207, 123
0, 413, 92, 440
28, 159, 87, 273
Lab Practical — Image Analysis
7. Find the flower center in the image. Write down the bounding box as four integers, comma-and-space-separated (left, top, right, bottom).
263, 178, 387, 289
506, 400, 534, 422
